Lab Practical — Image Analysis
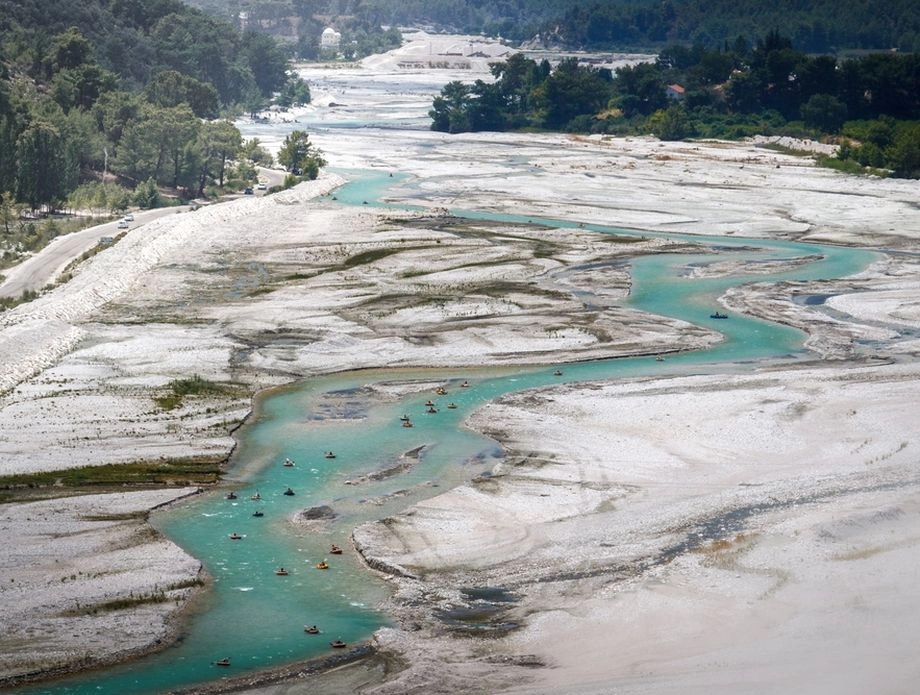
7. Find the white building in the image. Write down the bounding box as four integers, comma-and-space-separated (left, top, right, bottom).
320, 27, 341, 49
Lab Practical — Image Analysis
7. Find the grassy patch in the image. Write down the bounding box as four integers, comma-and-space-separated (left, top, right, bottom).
79, 511, 149, 522
61, 578, 205, 616
343, 247, 401, 267
169, 375, 232, 396
153, 393, 183, 410
245, 285, 277, 297
153, 374, 239, 411
62, 593, 168, 616
814, 154, 889, 177
0, 215, 108, 272
690, 533, 755, 555
243, 270, 322, 297
476, 281, 568, 301
754, 143, 889, 177
756, 142, 815, 157
0, 288, 39, 313
0, 456, 224, 502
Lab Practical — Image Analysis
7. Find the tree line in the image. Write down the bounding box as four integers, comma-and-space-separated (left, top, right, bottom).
0, 0, 289, 103
538, 0, 920, 54
430, 32, 920, 178
0, 0, 328, 217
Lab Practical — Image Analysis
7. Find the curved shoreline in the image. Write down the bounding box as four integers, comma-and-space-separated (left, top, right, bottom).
174, 643, 378, 695
0, 488, 206, 689
344, 359, 920, 694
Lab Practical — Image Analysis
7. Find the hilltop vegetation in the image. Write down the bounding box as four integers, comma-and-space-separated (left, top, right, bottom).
0, 0, 292, 210
0, 0, 288, 102
537, 0, 920, 53
0, 0, 339, 288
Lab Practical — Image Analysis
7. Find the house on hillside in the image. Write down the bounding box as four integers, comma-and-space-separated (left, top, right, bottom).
667, 84, 686, 101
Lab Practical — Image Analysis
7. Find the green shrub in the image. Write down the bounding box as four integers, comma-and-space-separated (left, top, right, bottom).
153, 374, 236, 410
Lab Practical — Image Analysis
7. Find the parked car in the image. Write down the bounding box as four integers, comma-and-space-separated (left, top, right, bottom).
243, 187, 253, 195
117, 220, 129, 229
256, 182, 267, 190
123, 213, 134, 222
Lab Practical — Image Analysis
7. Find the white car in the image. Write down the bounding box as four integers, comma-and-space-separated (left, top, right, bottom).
123, 213, 134, 222
256, 182, 267, 190
117, 220, 129, 229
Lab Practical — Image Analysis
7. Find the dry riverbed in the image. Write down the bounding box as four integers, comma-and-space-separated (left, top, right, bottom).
0, 489, 202, 687
0, 119, 919, 693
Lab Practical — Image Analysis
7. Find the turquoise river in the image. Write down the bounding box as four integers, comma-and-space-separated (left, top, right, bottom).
14, 174, 879, 694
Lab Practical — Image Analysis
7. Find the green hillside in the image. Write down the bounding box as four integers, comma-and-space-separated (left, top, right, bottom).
542, 0, 920, 53
0, 0, 288, 100
0, 0, 299, 275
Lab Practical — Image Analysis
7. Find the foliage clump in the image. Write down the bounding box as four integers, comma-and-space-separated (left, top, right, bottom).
0, 457, 225, 501
0, 0, 325, 216
277, 130, 326, 181
430, 31, 920, 178
153, 374, 235, 411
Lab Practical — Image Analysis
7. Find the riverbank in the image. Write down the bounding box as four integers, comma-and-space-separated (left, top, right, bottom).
0, 488, 203, 688
352, 359, 920, 694
1, 87, 919, 691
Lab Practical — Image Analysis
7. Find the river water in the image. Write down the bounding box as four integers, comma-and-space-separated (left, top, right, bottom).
17, 49, 880, 695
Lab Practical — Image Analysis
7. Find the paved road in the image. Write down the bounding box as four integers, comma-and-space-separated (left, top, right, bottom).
0, 207, 186, 300
257, 166, 287, 190
0, 171, 287, 301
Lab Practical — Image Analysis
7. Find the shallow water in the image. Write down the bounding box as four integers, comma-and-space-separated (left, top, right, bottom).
20, 171, 879, 693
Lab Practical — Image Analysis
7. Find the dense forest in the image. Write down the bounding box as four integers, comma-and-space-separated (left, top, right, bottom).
4, 0, 920, 219
538, 0, 920, 53
430, 31, 920, 178
0, 0, 289, 101
0, 0, 321, 217
0, 0, 339, 289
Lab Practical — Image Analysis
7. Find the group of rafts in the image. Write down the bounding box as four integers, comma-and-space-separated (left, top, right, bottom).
399, 380, 471, 427
399, 373, 565, 427
216, 367, 622, 667
218, 452, 349, 661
